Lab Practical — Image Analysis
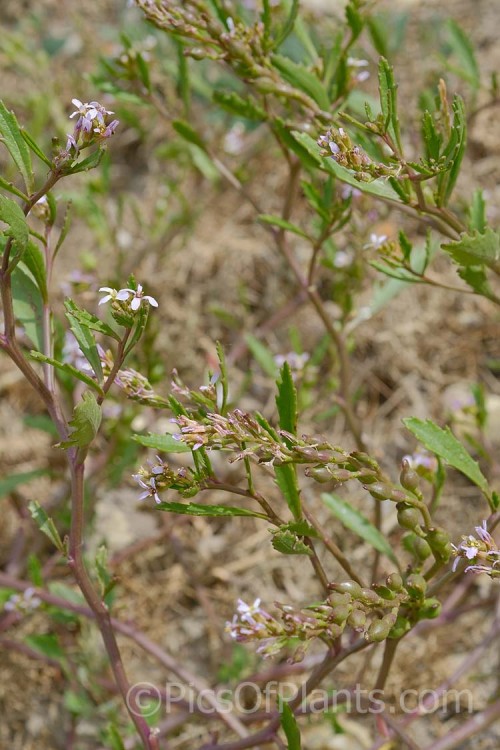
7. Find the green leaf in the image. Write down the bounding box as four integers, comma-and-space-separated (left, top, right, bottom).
271, 528, 312, 555
321, 492, 398, 564
21, 128, 53, 168
216, 340, 229, 415
293, 132, 401, 202
155, 501, 267, 519
105, 724, 126, 750
468, 190, 486, 233
64, 299, 120, 341
66, 147, 105, 175
132, 432, 191, 453
276, 361, 297, 438
446, 20, 480, 90
0, 469, 47, 499
442, 228, 500, 272
279, 700, 301, 750
59, 391, 102, 449
273, 0, 299, 49
0, 100, 34, 192
0, 194, 29, 263
275, 464, 301, 520
272, 121, 320, 170
28, 500, 65, 553
65, 309, 103, 382
345, 0, 364, 41
21, 240, 47, 302
29, 351, 104, 395
25, 633, 64, 661
403, 418, 490, 500
258, 214, 309, 239
124, 300, 150, 355
0, 175, 29, 201
271, 54, 330, 110
437, 95, 467, 206
245, 333, 278, 377
456, 265, 495, 300
172, 119, 206, 151
421, 110, 442, 162
12, 264, 44, 349
377, 57, 402, 152
213, 91, 266, 121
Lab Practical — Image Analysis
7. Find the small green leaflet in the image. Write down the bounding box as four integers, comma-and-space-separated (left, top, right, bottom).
30, 351, 104, 395
403, 418, 491, 504
276, 361, 298, 439
0, 194, 29, 262
322, 492, 398, 565
0, 100, 34, 192
59, 391, 102, 450
442, 228, 500, 272
132, 433, 190, 453
172, 119, 206, 151
279, 700, 302, 750
258, 214, 309, 240
28, 500, 65, 553
25, 633, 64, 661
271, 529, 312, 556
155, 501, 267, 519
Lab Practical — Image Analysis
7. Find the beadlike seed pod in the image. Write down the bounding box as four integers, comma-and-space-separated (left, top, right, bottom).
386, 573, 404, 592
348, 608, 366, 630
400, 459, 420, 492
366, 613, 396, 642
403, 533, 432, 561
406, 574, 427, 598
365, 482, 392, 501
426, 527, 453, 562
306, 466, 334, 483
330, 603, 352, 625
397, 504, 421, 531
388, 615, 411, 639
417, 598, 442, 621
372, 584, 397, 601
329, 581, 362, 598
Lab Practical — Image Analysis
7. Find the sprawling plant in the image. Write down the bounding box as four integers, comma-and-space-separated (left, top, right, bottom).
1, 2, 499, 749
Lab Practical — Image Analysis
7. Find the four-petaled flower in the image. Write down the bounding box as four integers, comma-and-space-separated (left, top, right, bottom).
99, 284, 158, 310
132, 474, 162, 504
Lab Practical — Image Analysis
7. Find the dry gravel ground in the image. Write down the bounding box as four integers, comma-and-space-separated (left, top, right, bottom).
1, 1, 500, 749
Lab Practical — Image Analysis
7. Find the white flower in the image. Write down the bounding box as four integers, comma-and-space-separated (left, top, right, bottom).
365, 233, 388, 249
98, 284, 158, 310
132, 474, 162, 504
99, 286, 119, 305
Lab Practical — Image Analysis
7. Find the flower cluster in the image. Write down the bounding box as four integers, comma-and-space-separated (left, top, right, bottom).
133, 456, 199, 503
317, 128, 397, 182
66, 98, 119, 154
452, 521, 500, 577
99, 284, 158, 311
4, 588, 42, 614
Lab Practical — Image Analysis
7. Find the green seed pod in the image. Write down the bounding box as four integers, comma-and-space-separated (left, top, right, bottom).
307, 466, 334, 483
330, 602, 352, 625
406, 574, 427, 599
365, 482, 393, 501
417, 598, 442, 621
397, 504, 421, 531
327, 592, 351, 608
329, 581, 362, 599
400, 459, 420, 492
347, 607, 366, 630
358, 469, 379, 484
403, 533, 432, 561
366, 613, 396, 642
360, 588, 383, 606
372, 584, 397, 601
386, 573, 404, 592
388, 615, 411, 639
426, 527, 453, 562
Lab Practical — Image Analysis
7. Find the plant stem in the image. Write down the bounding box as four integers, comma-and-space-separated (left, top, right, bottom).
302, 507, 366, 586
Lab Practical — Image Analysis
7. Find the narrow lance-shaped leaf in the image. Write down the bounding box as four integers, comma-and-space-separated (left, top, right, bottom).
273, 0, 299, 49
0, 469, 47, 499
28, 500, 65, 554
65, 298, 120, 341
21, 240, 48, 302
446, 19, 480, 90
132, 433, 191, 453
0, 194, 29, 264
0, 100, 34, 192
65, 310, 103, 382
155, 501, 267, 519
276, 361, 298, 440
30, 351, 104, 395
403, 417, 491, 502
468, 190, 486, 233
437, 95, 466, 206
377, 58, 402, 152
12, 265, 44, 350
213, 91, 266, 121
271, 54, 330, 110
279, 700, 302, 750
258, 214, 309, 239
322, 492, 399, 565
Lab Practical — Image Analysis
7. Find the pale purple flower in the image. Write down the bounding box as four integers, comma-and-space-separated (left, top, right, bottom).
4, 587, 42, 613
133, 474, 162, 504
114, 284, 158, 311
